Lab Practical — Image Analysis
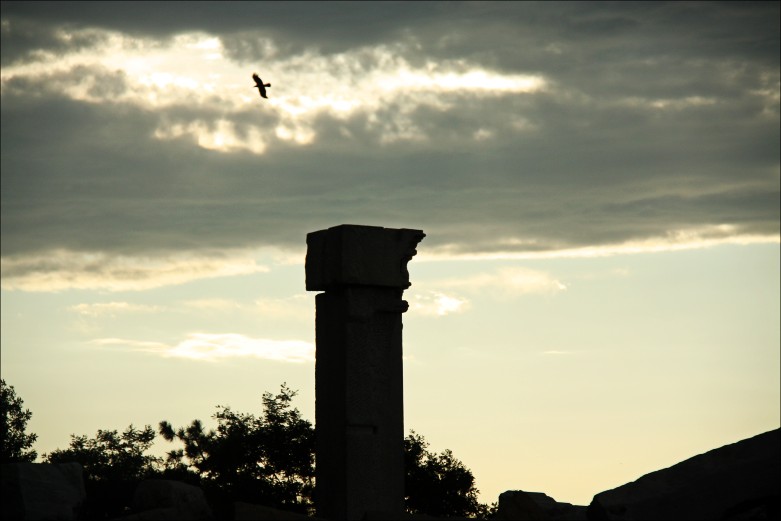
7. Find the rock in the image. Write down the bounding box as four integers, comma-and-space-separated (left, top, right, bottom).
495, 490, 549, 520
233, 501, 316, 520
526, 492, 587, 520
0, 462, 86, 520
129, 479, 213, 520
495, 490, 587, 520
116, 507, 192, 520
83, 479, 138, 519
587, 428, 781, 520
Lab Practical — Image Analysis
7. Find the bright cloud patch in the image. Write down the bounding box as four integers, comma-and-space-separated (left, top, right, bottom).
440, 266, 567, 297
418, 226, 779, 261
93, 333, 314, 363
0, 27, 547, 153
0, 249, 269, 292
181, 298, 243, 312
69, 301, 164, 317
496, 267, 567, 295
409, 291, 470, 316
254, 294, 312, 320
382, 67, 545, 93
153, 118, 268, 154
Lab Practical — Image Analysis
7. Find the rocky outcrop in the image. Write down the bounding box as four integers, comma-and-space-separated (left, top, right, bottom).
587, 428, 780, 520
1, 462, 86, 520
495, 490, 547, 520
495, 490, 586, 520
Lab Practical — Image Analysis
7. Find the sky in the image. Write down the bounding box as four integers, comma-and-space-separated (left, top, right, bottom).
1, 1, 779, 507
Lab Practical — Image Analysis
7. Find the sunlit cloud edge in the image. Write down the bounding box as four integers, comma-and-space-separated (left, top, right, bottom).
0, 248, 270, 292
417, 230, 780, 263
1, 230, 776, 293
92, 333, 314, 363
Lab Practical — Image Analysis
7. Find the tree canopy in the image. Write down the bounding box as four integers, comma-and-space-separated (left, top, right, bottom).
23, 382, 496, 518
45, 425, 160, 482
405, 430, 493, 518
0, 379, 38, 463
159, 383, 315, 514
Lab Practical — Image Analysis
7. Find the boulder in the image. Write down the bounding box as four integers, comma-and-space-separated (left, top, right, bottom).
587, 428, 780, 520
495, 490, 548, 520
233, 501, 316, 520
128, 479, 213, 520
0, 462, 86, 520
83, 479, 138, 519
495, 490, 587, 520
116, 507, 193, 520
526, 492, 587, 520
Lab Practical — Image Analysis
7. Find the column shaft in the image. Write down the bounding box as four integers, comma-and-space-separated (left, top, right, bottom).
315, 287, 405, 520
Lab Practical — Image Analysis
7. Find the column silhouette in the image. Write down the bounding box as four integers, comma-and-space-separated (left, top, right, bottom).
306, 224, 425, 520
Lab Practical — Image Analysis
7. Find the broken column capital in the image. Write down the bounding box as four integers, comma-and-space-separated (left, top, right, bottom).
305, 224, 426, 292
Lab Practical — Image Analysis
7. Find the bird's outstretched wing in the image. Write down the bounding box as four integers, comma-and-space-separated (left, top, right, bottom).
252, 72, 268, 98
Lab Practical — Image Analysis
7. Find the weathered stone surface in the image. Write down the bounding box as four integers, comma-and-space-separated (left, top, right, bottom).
233, 501, 317, 520
116, 506, 192, 520
587, 428, 780, 520
0, 462, 86, 520
313, 287, 407, 520
130, 479, 213, 520
83, 479, 138, 519
306, 224, 425, 291
307, 224, 424, 520
495, 490, 587, 520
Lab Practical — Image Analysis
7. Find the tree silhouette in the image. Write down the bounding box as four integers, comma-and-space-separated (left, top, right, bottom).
39, 383, 496, 518
1, 379, 38, 463
43, 424, 163, 519
44, 424, 160, 482
159, 383, 315, 514
161, 383, 495, 517
405, 430, 496, 518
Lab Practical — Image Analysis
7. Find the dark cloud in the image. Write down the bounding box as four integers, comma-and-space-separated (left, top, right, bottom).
5, 2, 777, 63
3, 91, 777, 258
1, 2, 778, 265
1, 13, 110, 66
2, 1, 449, 63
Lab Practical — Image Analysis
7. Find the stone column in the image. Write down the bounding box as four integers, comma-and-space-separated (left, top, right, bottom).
305, 224, 425, 520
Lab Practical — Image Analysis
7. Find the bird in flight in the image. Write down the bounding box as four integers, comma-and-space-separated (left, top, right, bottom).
252, 73, 271, 99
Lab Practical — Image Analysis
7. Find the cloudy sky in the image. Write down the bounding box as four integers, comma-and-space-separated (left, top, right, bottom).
1, 1, 779, 506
